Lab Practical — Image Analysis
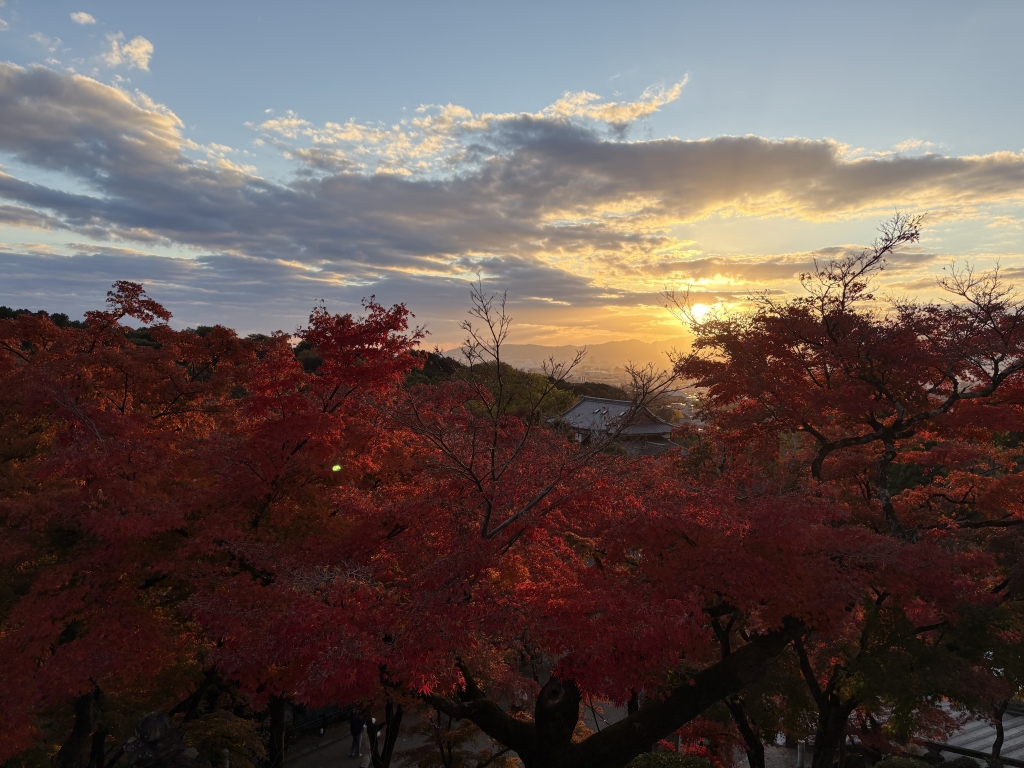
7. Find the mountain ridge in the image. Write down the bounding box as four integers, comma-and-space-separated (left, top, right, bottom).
443, 337, 689, 370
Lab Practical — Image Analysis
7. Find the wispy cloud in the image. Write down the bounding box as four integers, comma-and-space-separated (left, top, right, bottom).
543, 78, 688, 125
29, 32, 62, 52
894, 138, 942, 154
103, 32, 153, 70
70, 12, 96, 25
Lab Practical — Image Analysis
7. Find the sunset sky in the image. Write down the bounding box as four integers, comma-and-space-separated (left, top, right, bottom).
2, 1, 1024, 346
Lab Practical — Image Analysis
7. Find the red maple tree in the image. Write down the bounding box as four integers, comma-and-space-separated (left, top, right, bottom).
673, 214, 1024, 768
3, 237, 1021, 768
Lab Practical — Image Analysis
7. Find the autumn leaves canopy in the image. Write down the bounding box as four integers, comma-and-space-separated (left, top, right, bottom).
1, 218, 1023, 768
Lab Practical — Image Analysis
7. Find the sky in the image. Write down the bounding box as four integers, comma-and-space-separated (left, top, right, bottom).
1, 1, 1024, 347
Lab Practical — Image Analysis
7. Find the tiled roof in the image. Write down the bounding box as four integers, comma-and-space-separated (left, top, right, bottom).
551, 396, 673, 437
620, 422, 675, 436
939, 710, 1024, 763
916, 702, 1024, 766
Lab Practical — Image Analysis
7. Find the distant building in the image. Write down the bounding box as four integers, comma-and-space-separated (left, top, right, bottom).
549, 396, 677, 456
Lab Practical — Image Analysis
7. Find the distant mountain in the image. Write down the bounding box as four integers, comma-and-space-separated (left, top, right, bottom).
444, 337, 689, 371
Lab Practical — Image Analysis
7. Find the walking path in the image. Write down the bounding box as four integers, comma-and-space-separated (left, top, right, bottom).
285, 708, 1024, 768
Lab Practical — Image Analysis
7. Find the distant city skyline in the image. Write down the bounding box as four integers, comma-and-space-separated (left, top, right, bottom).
2, 2, 1024, 345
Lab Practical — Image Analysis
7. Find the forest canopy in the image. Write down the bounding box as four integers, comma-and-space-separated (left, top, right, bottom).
1, 218, 1023, 768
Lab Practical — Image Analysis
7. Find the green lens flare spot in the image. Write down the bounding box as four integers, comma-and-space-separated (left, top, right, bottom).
331, 464, 342, 472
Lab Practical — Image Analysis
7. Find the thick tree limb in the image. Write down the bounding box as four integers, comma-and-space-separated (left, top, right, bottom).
793, 636, 826, 710
569, 621, 801, 768
423, 662, 536, 757
426, 621, 801, 768
726, 697, 766, 768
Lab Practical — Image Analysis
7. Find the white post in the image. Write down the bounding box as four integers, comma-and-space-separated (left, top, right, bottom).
796, 741, 805, 768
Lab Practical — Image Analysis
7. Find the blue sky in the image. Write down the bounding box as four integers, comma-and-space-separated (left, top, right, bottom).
2, 1, 1023, 344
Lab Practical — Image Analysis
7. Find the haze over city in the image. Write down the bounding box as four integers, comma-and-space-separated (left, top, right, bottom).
3, 2, 1024, 351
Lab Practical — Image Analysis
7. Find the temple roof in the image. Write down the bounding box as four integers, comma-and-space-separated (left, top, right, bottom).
551, 396, 673, 437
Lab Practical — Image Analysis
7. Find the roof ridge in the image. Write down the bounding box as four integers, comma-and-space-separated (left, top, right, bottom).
559, 396, 675, 427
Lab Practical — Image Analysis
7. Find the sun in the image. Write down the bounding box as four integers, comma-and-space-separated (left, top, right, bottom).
689, 303, 712, 321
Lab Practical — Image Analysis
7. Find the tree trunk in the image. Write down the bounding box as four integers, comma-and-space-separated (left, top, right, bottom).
525, 678, 581, 768
811, 445, 830, 481
87, 729, 108, 768
810, 700, 857, 768
267, 697, 287, 768
626, 691, 654, 755
169, 668, 218, 724
992, 700, 1007, 759
369, 701, 404, 768
56, 689, 100, 768
726, 697, 765, 768
794, 634, 858, 768
874, 438, 900, 535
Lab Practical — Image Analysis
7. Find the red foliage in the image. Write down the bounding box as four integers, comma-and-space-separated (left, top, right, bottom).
674, 215, 1024, 766
2, 243, 1021, 768
0, 286, 423, 759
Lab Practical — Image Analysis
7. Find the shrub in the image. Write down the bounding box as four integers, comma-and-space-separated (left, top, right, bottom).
875, 758, 933, 768
942, 758, 981, 768
628, 754, 713, 768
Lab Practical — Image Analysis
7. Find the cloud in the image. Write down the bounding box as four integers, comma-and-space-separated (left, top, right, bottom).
70, 11, 96, 25
1, 64, 1024, 341
0, 242, 65, 256
624, 246, 941, 286
0, 19, 9, 32
895, 138, 937, 153
543, 78, 688, 125
66, 242, 159, 258
29, 32, 62, 52
0, 247, 681, 342
635, 254, 811, 283
256, 110, 310, 139
256, 81, 688, 174
988, 216, 1024, 229
0, 203, 69, 230
103, 32, 153, 70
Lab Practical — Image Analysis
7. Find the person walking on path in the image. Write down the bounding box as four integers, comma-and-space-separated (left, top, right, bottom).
347, 712, 365, 758
359, 719, 375, 768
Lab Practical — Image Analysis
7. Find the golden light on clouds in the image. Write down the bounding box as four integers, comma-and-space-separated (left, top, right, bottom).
1, 62, 1023, 344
